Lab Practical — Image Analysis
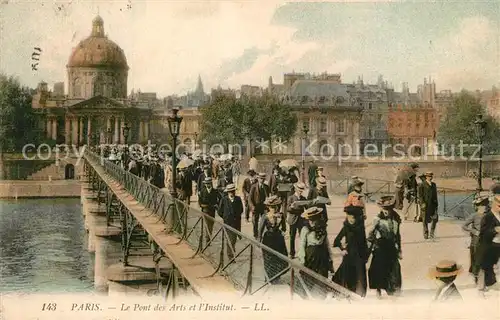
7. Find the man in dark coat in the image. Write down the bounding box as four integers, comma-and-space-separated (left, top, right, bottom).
477, 194, 500, 292
176, 167, 193, 205
248, 173, 270, 239
196, 165, 211, 195
150, 158, 165, 189
198, 177, 221, 242
242, 169, 257, 222
307, 176, 330, 224
287, 182, 307, 259
218, 184, 243, 260
394, 162, 419, 211
418, 171, 439, 239
308, 160, 318, 188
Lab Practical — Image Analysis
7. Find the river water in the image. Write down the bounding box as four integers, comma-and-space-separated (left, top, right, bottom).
0, 198, 94, 293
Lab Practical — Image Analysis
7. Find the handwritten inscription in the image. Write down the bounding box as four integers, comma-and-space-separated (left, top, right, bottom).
31, 47, 41, 71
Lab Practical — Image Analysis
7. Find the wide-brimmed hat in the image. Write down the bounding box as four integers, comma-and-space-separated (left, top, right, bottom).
351, 176, 359, 180
425, 171, 434, 177
473, 195, 489, 206
247, 169, 256, 176
377, 195, 396, 208
428, 260, 463, 278
258, 172, 266, 178
409, 162, 419, 169
351, 179, 364, 187
203, 164, 210, 169
316, 177, 327, 186
225, 184, 236, 192
294, 182, 306, 190
317, 167, 324, 171
301, 206, 324, 220
203, 177, 213, 184
264, 195, 282, 207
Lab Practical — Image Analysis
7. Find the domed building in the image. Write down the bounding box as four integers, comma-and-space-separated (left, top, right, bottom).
33, 16, 152, 146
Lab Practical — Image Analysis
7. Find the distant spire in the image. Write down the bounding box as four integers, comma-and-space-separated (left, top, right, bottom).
195, 75, 204, 95
91, 15, 104, 37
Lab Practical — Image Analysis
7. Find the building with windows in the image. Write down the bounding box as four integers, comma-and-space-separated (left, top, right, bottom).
32, 16, 153, 145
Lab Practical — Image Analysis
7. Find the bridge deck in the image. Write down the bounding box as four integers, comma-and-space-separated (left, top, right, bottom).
89, 160, 239, 297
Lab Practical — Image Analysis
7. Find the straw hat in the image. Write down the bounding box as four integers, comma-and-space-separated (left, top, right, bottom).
425, 171, 434, 177
316, 176, 327, 186
247, 169, 256, 176
225, 184, 236, 192
301, 207, 324, 220
264, 195, 282, 207
473, 195, 489, 206
258, 172, 266, 178
428, 260, 463, 278
294, 182, 306, 190
377, 195, 396, 208
351, 179, 364, 187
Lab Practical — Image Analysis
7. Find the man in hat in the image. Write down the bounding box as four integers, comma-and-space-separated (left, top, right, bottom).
418, 171, 439, 239
218, 184, 244, 260
463, 196, 489, 284
307, 176, 330, 224
347, 176, 360, 194
248, 173, 270, 239
242, 169, 257, 222
308, 160, 318, 188
196, 165, 211, 195
394, 162, 419, 211
287, 182, 307, 259
198, 177, 221, 242
177, 167, 193, 205
428, 260, 463, 301
477, 194, 500, 292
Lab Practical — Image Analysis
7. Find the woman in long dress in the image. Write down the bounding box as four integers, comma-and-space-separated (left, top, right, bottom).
333, 205, 368, 297
258, 195, 288, 284
367, 196, 403, 298
298, 206, 334, 278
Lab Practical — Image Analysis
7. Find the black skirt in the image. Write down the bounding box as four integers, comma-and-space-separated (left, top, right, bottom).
304, 243, 331, 278
333, 255, 367, 297
262, 230, 288, 283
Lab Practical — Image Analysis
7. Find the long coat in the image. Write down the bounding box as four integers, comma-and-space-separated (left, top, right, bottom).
248, 183, 270, 214
218, 195, 243, 231
367, 210, 402, 294
477, 210, 500, 286
333, 220, 368, 297
198, 187, 220, 217
418, 180, 439, 223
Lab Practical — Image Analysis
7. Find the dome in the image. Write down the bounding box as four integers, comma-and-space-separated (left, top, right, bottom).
67, 16, 128, 69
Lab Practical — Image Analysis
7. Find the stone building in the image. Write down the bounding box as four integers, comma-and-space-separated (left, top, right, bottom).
32, 16, 153, 146
269, 72, 362, 156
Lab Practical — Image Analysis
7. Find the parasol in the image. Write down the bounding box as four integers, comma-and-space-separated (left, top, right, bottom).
279, 159, 299, 169
249, 157, 258, 171
177, 158, 195, 169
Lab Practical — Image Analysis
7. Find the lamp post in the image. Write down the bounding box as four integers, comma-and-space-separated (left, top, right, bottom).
301, 122, 309, 183
194, 131, 198, 152
122, 123, 130, 146
167, 107, 183, 198
474, 114, 487, 192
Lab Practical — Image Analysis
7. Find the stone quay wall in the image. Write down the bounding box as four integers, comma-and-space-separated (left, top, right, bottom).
0, 180, 82, 199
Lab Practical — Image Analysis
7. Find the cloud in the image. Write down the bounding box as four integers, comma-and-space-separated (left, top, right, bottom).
432, 16, 499, 91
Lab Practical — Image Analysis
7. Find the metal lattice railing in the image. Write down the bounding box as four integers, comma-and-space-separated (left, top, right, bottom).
83, 150, 359, 301
326, 176, 477, 220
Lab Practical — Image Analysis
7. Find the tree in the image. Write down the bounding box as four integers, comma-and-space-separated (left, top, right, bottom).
199, 90, 298, 152
0, 74, 37, 152
437, 91, 500, 155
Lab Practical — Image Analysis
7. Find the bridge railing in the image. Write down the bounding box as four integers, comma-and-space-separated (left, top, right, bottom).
326, 177, 477, 220
84, 151, 358, 301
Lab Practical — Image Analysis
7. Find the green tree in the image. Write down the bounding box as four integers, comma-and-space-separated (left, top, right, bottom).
199, 91, 298, 152
0, 74, 37, 152
437, 91, 500, 154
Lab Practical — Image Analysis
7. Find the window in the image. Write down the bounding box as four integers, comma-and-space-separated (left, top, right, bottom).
73, 78, 82, 97
378, 114, 382, 121
368, 102, 372, 109
320, 119, 327, 133
302, 118, 310, 132
336, 120, 345, 133
319, 96, 326, 103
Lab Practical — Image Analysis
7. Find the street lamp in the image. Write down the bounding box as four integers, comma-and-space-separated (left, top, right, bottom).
122, 123, 130, 146
474, 114, 487, 192
167, 107, 183, 198
301, 122, 309, 183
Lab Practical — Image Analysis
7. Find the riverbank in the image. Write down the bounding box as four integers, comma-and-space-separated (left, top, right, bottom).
0, 180, 82, 199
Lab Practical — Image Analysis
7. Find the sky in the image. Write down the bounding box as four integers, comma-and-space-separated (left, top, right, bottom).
1, 0, 499, 97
